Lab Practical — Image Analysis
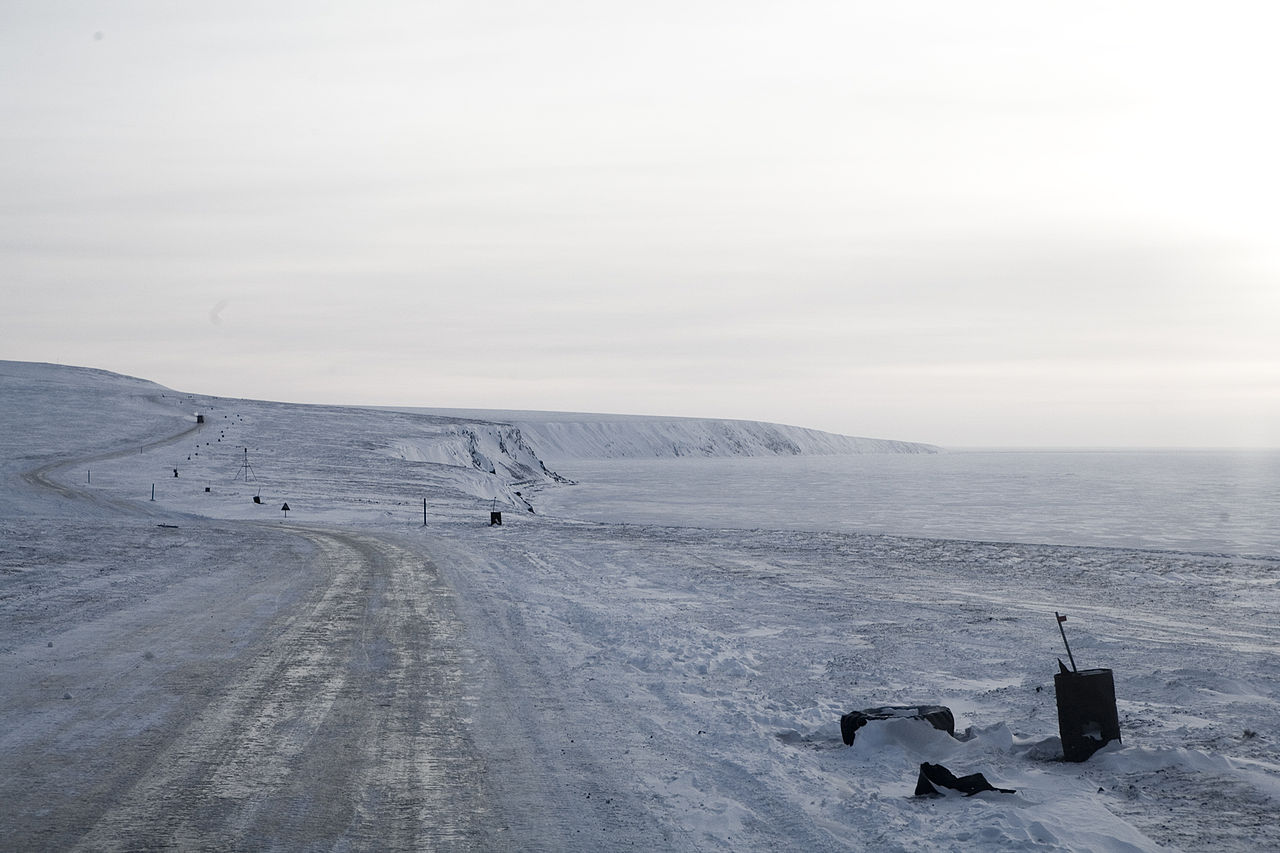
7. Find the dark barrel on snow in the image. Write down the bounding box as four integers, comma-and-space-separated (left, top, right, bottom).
1054, 668, 1121, 762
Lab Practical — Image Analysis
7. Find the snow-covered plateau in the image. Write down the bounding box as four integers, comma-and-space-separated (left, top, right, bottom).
2, 360, 1277, 851
394, 407, 939, 461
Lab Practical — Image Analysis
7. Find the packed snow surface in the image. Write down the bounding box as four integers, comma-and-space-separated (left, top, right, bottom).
2, 361, 1277, 851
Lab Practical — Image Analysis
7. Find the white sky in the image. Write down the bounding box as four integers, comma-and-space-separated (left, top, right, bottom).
3, 1, 1278, 446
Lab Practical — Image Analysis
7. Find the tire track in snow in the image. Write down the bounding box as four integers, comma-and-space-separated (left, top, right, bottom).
69, 526, 495, 851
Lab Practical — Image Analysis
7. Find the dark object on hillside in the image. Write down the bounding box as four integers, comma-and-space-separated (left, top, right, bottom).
840, 705, 955, 746
914, 762, 1014, 797
490, 511, 503, 526
196, 414, 204, 423
1055, 663, 1121, 762
252, 495, 261, 504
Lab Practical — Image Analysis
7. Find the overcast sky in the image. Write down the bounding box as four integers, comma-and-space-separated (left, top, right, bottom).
3, 2, 1278, 446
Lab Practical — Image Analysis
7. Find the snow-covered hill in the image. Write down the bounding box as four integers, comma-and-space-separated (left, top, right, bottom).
2, 362, 929, 516
395, 408, 938, 460
0, 361, 180, 465
0, 361, 568, 515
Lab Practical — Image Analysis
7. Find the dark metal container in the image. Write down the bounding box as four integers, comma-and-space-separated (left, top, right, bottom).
1054, 667, 1121, 762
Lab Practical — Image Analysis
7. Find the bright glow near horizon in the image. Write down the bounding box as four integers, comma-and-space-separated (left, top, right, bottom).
3, 1, 1278, 446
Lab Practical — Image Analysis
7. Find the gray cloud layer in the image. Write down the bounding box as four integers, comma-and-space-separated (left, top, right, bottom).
3, 2, 1277, 445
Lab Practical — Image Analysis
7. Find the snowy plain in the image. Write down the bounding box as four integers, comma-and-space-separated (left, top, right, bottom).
530, 451, 1280, 558
2, 361, 1278, 851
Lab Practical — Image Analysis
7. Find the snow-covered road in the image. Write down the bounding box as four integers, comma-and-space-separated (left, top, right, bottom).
64, 525, 495, 851
3, 443, 504, 850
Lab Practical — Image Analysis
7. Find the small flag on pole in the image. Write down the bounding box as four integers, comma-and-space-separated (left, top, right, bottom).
1057, 614, 1067, 623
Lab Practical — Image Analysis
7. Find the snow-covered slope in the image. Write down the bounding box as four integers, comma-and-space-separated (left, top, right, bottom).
396, 408, 938, 460
0, 361, 568, 514
385, 422, 568, 485
0, 361, 182, 465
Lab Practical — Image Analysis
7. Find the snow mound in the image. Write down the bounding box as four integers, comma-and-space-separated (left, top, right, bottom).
840, 719, 1165, 852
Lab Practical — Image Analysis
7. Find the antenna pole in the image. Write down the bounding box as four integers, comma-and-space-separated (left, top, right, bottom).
235, 447, 257, 482
1056, 612, 1078, 673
